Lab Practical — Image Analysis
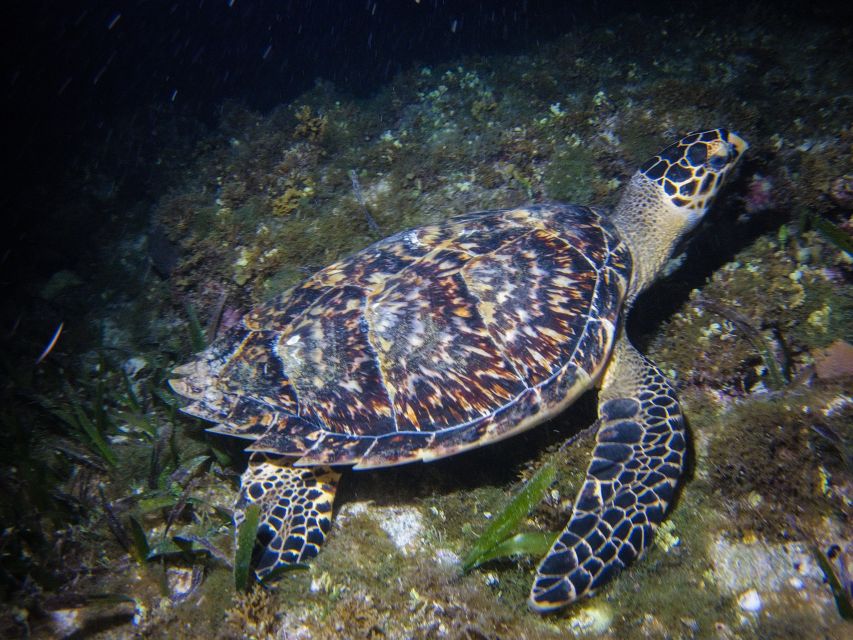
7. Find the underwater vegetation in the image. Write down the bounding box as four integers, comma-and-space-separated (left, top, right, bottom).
462, 463, 558, 572
234, 504, 262, 593
2, 7, 852, 640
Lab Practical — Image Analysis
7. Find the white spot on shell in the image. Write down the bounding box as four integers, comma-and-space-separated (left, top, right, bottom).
404, 230, 422, 248
341, 379, 362, 393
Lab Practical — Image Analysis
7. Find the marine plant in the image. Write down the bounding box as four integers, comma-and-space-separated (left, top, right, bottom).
42, 386, 119, 467
813, 545, 853, 620
234, 503, 261, 592
801, 209, 853, 257
462, 462, 557, 571
183, 301, 209, 352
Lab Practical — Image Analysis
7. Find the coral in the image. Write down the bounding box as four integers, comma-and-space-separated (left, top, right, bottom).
651, 228, 853, 396
705, 397, 829, 535
795, 139, 852, 216
542, 145, 600, 203
293, 105, 328, 142
829, 174, 853, 210
219, 179, 249, 209
225, 585, 280, 639
272, 179, 315, 216
744, 173, 775, 213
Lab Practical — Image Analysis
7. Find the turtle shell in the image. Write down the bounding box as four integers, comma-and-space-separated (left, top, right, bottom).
170, 204, 632, 468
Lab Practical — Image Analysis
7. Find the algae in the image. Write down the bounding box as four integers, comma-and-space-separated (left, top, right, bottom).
234, 503, 261, 592
462, 462, 557, 571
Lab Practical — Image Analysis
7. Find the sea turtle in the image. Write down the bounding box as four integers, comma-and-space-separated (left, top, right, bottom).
170, 129, 747, 612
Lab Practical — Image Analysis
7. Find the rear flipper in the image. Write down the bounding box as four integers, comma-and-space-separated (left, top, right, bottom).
529, 338, 686, 612
234, 453, 341, 578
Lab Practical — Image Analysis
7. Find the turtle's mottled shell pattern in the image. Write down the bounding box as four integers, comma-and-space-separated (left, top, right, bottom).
172, 204, 631, 468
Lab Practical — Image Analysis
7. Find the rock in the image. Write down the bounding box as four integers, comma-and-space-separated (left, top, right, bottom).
378, 506, 425, 554
737, 589, 762, 613
123, 356, 147, 378
813, 340, 853, 380
710, 538, 822, 594
567, 605, 613, 635
147, 226, 181, 278
829, 174, 853, 209
167, 566, 201, 602
680, 617, 700, 632
40, 270, 83, 300
49, 608, 82, 637
339, 502, 426, 555
435, 548, 460, 567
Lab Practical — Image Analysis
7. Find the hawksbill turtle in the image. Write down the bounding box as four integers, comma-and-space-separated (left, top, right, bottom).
170, 129, 747, 611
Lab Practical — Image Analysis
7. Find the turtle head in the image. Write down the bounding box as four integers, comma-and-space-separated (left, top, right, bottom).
639, 128, 748, 226
614, 129, 748, 301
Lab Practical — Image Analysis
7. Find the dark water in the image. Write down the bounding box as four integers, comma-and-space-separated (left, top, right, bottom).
4, 0, 850, 297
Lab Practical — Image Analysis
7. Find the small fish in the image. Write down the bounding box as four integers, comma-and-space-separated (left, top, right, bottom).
7, 312, 22, 338
35, 321, 64, 364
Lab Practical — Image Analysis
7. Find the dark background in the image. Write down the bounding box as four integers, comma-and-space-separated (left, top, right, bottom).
3, 0, 848, 291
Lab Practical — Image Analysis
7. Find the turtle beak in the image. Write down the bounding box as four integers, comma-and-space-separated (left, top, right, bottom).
727, 131, 749, 160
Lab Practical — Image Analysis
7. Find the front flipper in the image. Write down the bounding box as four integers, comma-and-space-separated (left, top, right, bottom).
234, 453, 341, 579
530, 339, 686, 612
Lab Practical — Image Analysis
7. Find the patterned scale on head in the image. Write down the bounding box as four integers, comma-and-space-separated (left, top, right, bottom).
170, 128, 746, 612
640, 129, 743, 211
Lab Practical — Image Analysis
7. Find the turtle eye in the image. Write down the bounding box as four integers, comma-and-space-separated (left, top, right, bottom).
705, 138, 735, 172
707, 150, 730, 171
